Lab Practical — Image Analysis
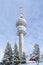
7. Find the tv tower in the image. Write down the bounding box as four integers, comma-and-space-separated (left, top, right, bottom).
16, 0, 27, 60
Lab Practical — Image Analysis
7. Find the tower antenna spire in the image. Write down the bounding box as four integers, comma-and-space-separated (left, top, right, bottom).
19, 0, 23, 18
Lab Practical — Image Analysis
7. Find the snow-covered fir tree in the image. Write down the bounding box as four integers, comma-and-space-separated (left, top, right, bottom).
23, 52, 26, 60
3, 42, 12, 65
21, 52, 26, 63
41, 54, 43, 62
33, 44, 40, 65
13, 43, 20, 65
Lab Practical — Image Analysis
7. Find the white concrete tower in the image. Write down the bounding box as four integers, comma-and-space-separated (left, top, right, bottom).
16, 0, 27, 60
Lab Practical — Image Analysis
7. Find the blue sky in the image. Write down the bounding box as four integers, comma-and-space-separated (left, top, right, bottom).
0, 0, 43, 62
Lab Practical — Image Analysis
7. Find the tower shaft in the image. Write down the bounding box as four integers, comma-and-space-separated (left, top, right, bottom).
19, 33, 24, 59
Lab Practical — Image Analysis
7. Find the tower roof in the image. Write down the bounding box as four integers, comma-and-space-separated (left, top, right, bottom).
16, 18, 26, 27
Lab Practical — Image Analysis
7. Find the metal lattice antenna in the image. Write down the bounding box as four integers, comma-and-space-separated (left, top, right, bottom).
19, 0, 23, 18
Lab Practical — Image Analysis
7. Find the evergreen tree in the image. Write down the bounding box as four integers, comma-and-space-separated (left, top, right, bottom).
13, 43, 20, 65
23, 52, 26, 60
41, 54, 43, 62
21, 52, 26, 64
3, 42, 12, 65
33, 44, 40, 65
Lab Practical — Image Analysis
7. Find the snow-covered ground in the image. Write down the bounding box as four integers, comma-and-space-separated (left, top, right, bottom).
19, 62, 43, 65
